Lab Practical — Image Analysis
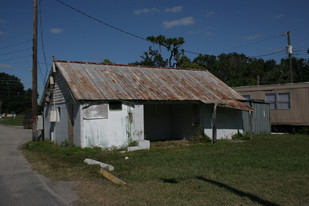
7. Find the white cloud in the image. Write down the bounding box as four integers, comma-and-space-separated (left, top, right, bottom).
245, 34, 261, 40
0, 19, 7, 24
205, 11, 215, 17
50, 28, 64, 34
0, 64, 13, 69
163, 16, 195, 29
273, 14, 284, 19
0, 31, 7, 35
133, 8, 160, 15
164, 6, 183, 13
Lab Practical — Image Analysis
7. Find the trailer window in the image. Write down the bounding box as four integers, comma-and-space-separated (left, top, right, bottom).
265, 93, 276, 109
278, 93, 290, 109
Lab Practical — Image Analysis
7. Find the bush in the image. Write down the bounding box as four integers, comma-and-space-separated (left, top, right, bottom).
232, 132, 250, 140
190, 125, 211, 142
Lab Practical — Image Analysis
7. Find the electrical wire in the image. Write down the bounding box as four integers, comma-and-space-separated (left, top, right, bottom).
251, 49, 285, 58
54, 0, 300, 62
39, 0, 49, 84
55, 0, 208, 56
55, 0, 147, 41
0, 40, 32, 50
0, 55, 32, 63
221, 35, 280, 54
0, 48, 31, 56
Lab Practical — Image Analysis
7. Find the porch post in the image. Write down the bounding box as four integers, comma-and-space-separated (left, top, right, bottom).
249, 111, 253, 140
212, 103, 217, 144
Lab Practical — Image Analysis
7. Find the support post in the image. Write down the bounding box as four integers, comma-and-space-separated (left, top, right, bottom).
212, 104, 217, 144
249, 111, 253, 140
32, 0, 38, 141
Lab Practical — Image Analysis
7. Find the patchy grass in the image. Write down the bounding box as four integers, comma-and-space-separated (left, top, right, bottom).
0, 115, 24, 126
22, 134, 309, 206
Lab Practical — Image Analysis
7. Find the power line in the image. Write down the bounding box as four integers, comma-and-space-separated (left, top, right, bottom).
0, 48, 31, 56
55, 0, 147, 41
55, 0, 210, 57
221, 35, 280, 54
0, 55, 32, 63
0, 40, 32, 50
39, 0, 49, 84
251, 49, 285, 58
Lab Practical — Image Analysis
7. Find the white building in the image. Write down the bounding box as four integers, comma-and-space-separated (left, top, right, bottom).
41, 60, 253, 148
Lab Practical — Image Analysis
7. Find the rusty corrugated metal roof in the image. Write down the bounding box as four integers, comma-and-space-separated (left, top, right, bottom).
54, 60, 253, 111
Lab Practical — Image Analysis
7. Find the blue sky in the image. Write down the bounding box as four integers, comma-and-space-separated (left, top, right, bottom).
0, 0, 309, 97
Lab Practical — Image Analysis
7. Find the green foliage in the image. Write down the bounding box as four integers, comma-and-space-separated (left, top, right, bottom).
128, 140, 138, 147
232, 132, 251, 140
129, 46, 167, 67
0, 72, 32, 114
101, 59, 113, 64
193, 53, 309, 86
146, 35, 185, 67
133, 35, 309, 85
190, 125, 211, 142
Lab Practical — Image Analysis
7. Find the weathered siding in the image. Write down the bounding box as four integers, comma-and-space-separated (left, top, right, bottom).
54, 69, 73, 104
242, 102, 271, 134
235, 83, 309, 126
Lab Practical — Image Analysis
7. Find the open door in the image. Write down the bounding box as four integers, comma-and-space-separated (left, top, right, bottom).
68, 103, 74, 145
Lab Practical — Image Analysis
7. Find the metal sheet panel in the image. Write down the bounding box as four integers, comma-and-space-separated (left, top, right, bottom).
54, 61, 252, 111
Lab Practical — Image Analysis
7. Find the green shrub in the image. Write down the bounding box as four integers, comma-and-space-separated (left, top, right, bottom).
232, 132, 250, 140
190, 125, 211, 142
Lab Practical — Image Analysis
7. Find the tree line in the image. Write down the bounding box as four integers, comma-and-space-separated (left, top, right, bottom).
0, 72, 32, 114
130, 35, 309, 87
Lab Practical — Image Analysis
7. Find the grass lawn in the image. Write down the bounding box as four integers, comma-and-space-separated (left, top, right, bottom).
0, 115, 24, 126
22, 134, 309, 206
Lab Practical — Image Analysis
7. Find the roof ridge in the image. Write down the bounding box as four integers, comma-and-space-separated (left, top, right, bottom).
53, 59, 206, 72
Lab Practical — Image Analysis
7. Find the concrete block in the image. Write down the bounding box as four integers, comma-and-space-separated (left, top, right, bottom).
127, 146, 140, 152
84, 158, 114, 171
138, 140, 150, 149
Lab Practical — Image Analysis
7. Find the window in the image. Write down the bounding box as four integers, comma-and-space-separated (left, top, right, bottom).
265, 93, 276, 110
109, 101, 122, 110
278, 93, 290, 109
242, 95, 250, 100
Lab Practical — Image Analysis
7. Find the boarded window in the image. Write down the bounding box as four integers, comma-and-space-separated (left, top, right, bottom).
109, 102, 122, 110
265, 93, 276, 110
83, 104, 108, 119
278, 93, 290, 109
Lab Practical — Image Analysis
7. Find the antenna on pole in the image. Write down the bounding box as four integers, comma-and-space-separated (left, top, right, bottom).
32, 0, 38, 140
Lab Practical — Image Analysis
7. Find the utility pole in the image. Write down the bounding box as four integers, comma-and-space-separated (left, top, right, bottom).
286, 31, 293, 83
32, 0, 38, 141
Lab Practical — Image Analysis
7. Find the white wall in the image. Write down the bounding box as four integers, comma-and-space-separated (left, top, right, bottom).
200, 104, 243, 139
133, 104, 144, 141
43, 103, 70, 144
80, 103, 143, 148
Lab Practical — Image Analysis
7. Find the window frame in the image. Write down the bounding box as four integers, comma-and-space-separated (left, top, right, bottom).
277, 92, 290, 110
265, 93, 276, 110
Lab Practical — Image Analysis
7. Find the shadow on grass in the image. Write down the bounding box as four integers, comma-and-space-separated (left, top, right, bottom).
160, 178, 179, 184
196, 176, 280, 206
